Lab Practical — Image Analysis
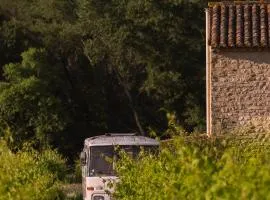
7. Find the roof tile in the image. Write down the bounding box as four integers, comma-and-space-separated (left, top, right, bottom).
208, 2, 270, 48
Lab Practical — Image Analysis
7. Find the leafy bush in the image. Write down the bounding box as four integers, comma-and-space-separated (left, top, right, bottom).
114, 136, 270, 200
74, 159, 82, 183
0, 48, 70, 148
0, 140, 66, 200
37, 149, 67, 181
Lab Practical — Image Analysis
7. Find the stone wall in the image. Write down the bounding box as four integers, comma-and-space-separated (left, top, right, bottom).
210, 51, 270, 134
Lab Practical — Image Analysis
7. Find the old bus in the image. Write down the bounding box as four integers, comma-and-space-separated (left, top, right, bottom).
80, 133, 159, 200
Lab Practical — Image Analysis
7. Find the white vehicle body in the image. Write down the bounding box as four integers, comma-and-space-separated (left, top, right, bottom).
80, 133, 159, 200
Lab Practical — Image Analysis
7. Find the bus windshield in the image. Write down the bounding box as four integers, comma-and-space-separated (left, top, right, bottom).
89, 145, 158, 176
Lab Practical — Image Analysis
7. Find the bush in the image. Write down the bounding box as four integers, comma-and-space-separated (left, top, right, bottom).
114, 136, 270, 200
37, 149, 67, 181
74, 159, 82, 183
0, 140, 66, 200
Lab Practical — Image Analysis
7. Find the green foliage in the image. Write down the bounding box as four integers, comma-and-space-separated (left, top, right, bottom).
0, 140, 66, 200
74, 159, 82, 183
0, 0, 207, 156
114, 136, 270, 200
77, 0, 206, 132
66, 194, 83, 200
38, 149, 67, 181
0, 48, 69, 147
62, 184, 83, 200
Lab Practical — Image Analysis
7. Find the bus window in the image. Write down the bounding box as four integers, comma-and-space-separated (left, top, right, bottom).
90, 146, 114, 176
89, 145, 159, 177
115, 145, 159, 159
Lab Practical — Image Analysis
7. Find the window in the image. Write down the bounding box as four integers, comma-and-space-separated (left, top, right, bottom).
89, 145, 158, 176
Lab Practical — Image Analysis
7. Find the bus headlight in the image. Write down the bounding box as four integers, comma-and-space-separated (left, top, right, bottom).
93, 195, 105, 200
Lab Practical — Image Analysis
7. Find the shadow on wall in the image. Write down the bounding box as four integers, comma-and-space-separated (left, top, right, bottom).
220, 50, 270, 65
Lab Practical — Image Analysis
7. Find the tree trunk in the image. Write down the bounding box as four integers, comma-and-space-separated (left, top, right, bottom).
113, 68, 145, 136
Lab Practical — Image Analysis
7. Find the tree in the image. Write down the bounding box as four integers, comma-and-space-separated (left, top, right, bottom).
0, 48, 70, 148
0, 0, 108, 155
0, 0, 207, 157
77, 0, 206, 134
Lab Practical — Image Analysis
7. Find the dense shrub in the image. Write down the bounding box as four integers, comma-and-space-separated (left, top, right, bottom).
114, 136, 270, 200
0, 140, 66, 200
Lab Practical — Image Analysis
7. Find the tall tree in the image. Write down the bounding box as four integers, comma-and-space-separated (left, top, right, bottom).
0, 0, 207, 157
77, 0, 206, 134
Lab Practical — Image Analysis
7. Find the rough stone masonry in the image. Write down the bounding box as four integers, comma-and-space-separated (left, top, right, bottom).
206, 1, 270, 135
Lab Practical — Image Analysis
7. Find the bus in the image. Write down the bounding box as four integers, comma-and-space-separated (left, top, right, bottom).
80, 133, 159, 200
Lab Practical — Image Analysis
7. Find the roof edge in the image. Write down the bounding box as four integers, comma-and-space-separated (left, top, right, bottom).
208, 1, 269, 7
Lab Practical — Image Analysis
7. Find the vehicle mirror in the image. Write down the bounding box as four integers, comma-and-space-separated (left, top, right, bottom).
80, 151, 87, 165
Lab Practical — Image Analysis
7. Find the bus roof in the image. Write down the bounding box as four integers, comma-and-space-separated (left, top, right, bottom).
84, 133, 159, 147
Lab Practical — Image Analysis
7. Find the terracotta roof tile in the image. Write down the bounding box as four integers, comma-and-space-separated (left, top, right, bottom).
208, 2, 270, 48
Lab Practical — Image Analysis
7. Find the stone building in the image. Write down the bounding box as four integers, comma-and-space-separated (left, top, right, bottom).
206, 1, 270, 135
